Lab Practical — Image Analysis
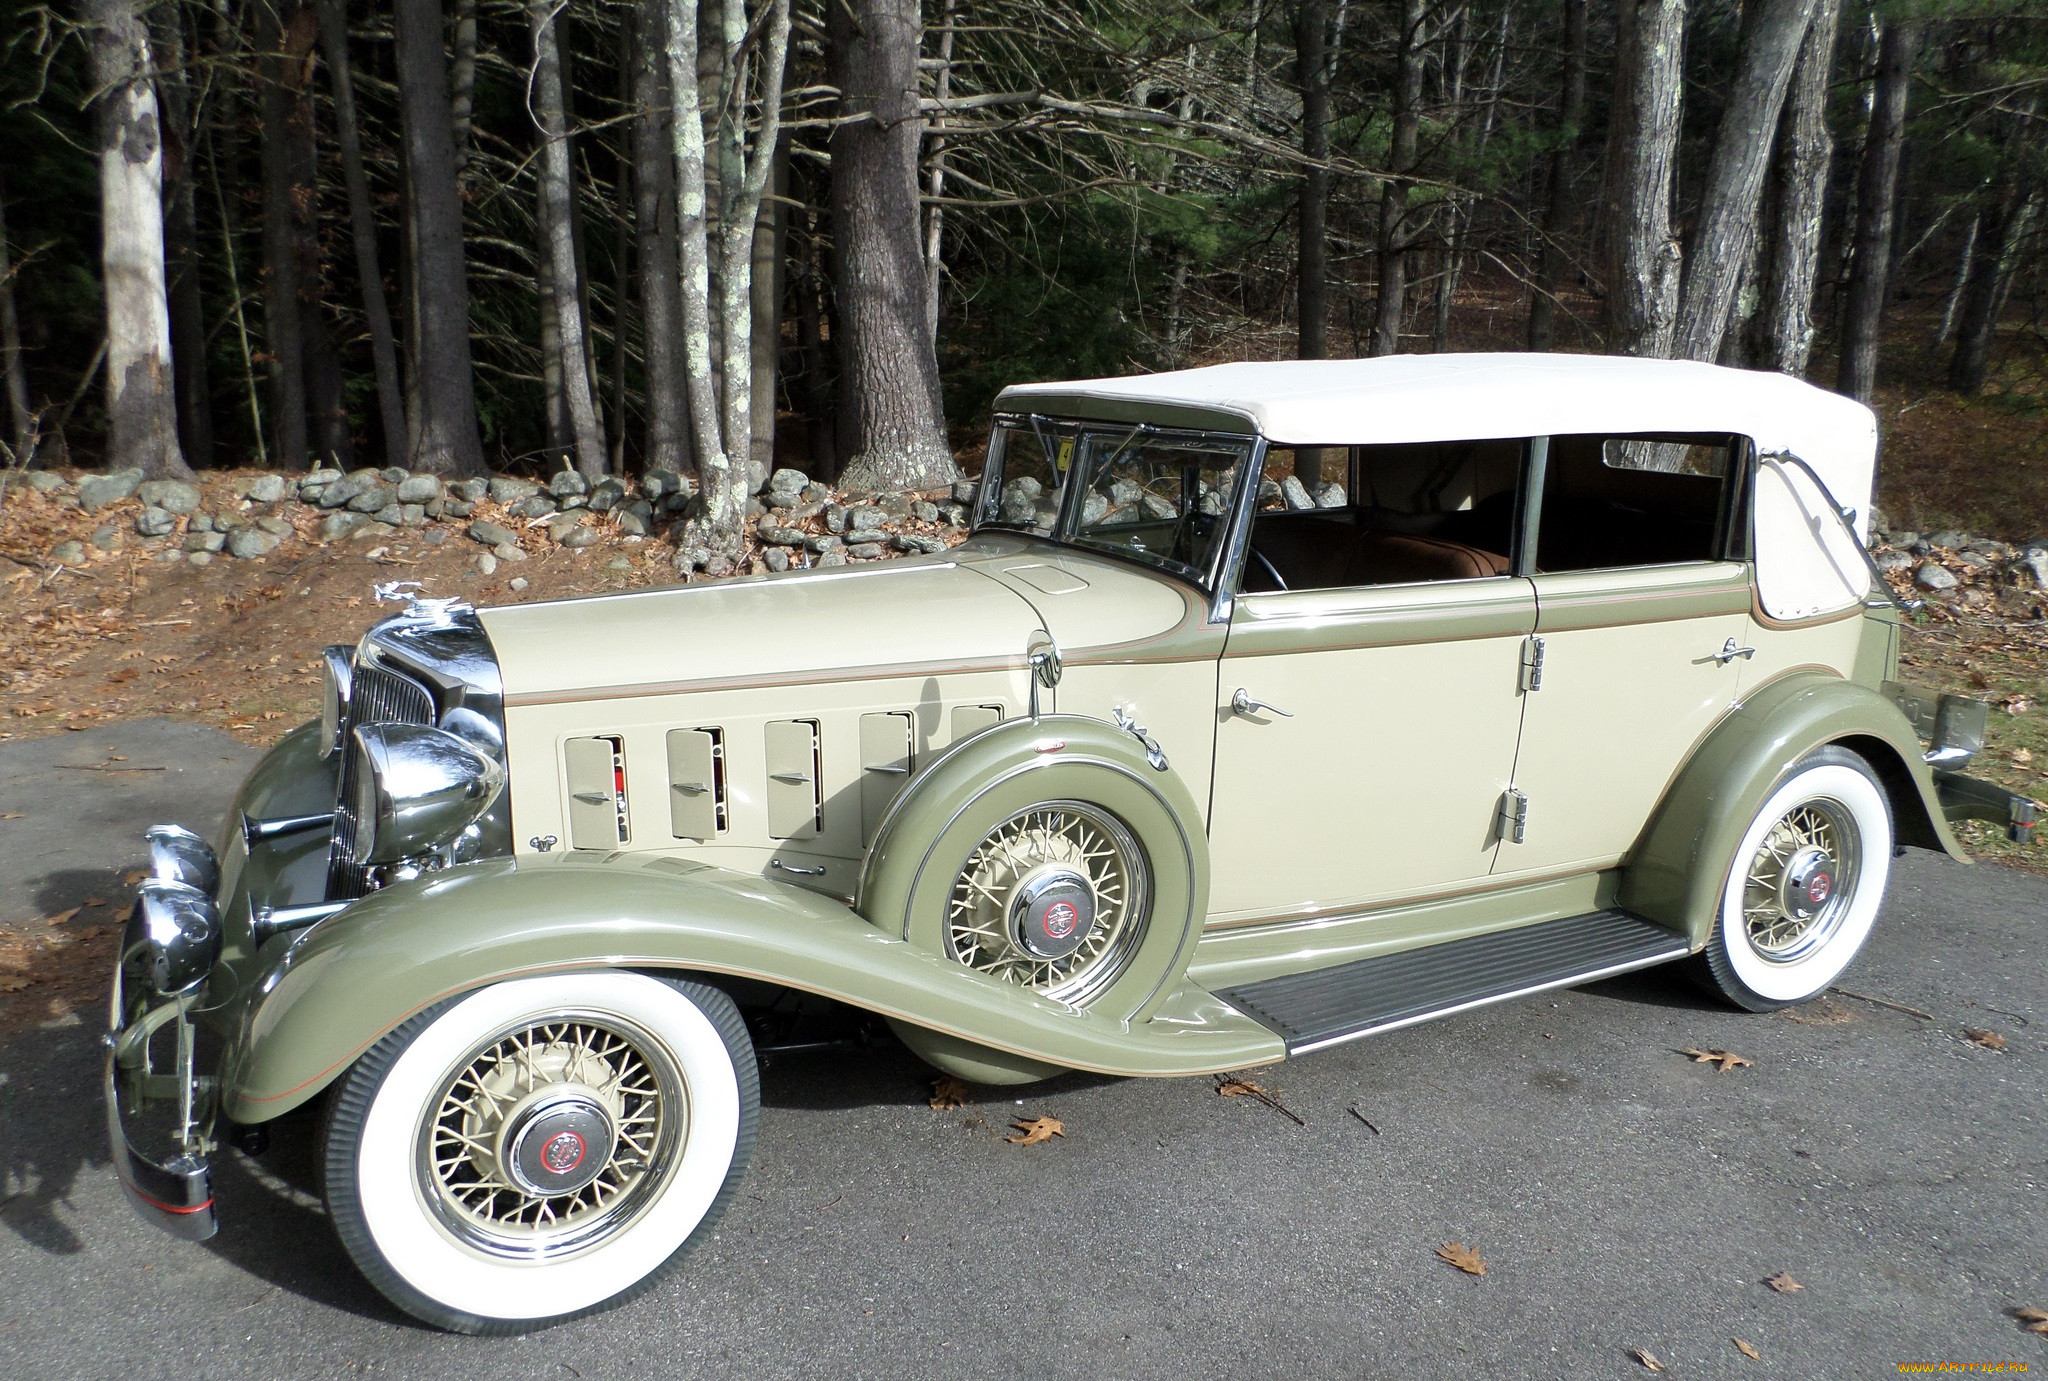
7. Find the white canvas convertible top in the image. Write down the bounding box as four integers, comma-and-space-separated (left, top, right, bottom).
996, 354, 1881, 620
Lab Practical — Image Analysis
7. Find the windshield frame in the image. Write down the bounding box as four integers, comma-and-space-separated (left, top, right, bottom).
978, 412, 1263, 611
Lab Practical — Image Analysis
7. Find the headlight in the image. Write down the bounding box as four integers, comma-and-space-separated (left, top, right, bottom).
319, 645, 355, 759
127, 880, 222, 996
348, 723, 507, 866
144, 823, 219, 896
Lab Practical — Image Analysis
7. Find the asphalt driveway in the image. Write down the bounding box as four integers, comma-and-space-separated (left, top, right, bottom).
1, 721, 2042, 1379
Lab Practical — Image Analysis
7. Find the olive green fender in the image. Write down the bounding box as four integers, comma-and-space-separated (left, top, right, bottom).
221, 716, 1270, 1123
1620, 671, 1966, 948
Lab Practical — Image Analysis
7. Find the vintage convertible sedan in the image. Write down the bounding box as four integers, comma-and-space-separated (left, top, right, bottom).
108, 354, 2035, 1332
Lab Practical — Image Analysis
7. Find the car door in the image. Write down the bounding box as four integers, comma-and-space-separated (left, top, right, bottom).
1495, 433, 1751, 878
1206, 575, 1536, 928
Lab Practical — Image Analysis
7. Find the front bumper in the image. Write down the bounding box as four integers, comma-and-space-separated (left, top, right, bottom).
1935, 770, 2040, 844
105, 827, 225, 1242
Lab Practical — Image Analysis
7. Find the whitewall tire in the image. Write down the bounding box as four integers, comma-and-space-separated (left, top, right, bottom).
1699, 746, 1894, 1011
323, 971, 757, 1334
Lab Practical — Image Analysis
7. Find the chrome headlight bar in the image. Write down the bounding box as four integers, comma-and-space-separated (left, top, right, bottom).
347, 723, 508, 867
319, 645, 355, 760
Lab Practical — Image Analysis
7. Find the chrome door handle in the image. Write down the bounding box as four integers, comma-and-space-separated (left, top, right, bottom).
1231, 688, 1293, 718
1712, 638, 1757, 664
771, 859, 827, 876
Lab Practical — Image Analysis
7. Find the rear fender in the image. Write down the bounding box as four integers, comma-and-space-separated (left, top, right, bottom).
222, 850, 1276, 1123
1621, 672, 1965, 948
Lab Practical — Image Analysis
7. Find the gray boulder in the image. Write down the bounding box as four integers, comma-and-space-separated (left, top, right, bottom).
643, 469, 686, 500
396, 475, 442, 504
247, 474, 289, 503
23, 471, 66, 493
806, 533, 843, 554
549, 469, 588, 497
758, 524, 809, 547
1914, 562, 1959, 592
1926, 530, 1970, 550
847, 542, 886, 560
1081, 492, 1109, 524
848, 505, 887, 532
1140, 493, 1179, 520
184, 530, 226, 553
615, 509, 649, 537
488, 476, 540, 504
399, 503, 426, 527
135, 506, 176, 537
1873, 551, 1913, 573
763, 547, 792, 573
911, 500, 940, 522
950, 478, 979, 505
764, 467, 808, 498
468, 519, 517, 547
227, 527, 282, 560
378, 466, 407, 483
507, 495, 557, 520
817, 549, 848, 568
255, 515, 294, 536
90, 526, 121, 550
896, 534, 948, 555
321, 511, 369, 542
448, 478, 489, 502
846, 527, 889, 546
1107, 477, 1144, 508
558, 525, 600, 550
1314, 481, 1348, 509
314, 475, 365, 509
348, 484, 398, 514
77, 468, 145, 512
442, 498, 476, 518
50, 539, 88, 565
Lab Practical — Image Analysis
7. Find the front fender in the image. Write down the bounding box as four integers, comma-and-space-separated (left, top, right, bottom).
1620, 671, 1965, 948
221, 851, 1278, 1123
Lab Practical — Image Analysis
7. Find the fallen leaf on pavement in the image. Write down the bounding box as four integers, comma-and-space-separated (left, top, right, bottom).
1964, 1029, 2008, 1050
1005, 1115, 1063, 1146
123, 869, 148, 884
44, 907, 79, 927
1217, 1078, 1267, 1098
0, 977, 29, 993
1765, 1271, 1804, 1293
0, 813, 22, 820
928, 1076, 970, 1110
1632, 1347, 1664, 1371
2016, 1307, 2048, 1335
1435, 1242, 1486, 1276
1784, 998, 1856, 1025
1683, 1046, 1753, 1072
1734, 1337, 1761, 1359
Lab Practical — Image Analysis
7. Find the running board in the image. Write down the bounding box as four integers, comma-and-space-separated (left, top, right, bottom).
1217, 910, 1691, 1056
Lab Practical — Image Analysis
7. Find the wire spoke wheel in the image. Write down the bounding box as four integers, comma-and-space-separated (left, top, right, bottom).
946, 800, 1149, 1005
1739, 796, 1861, 966
417, 1013, 685, 1261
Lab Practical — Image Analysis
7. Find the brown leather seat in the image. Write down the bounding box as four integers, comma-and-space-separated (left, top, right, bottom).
1344, 531, 1508, 584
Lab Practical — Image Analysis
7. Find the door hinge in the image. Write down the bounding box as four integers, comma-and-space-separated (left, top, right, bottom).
1519, 636, 1546, 693
1497, 788, 1529, 845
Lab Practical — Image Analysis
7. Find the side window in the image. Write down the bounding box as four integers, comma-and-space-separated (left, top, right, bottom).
1241, 439, 1523, 593
1535, 433, 1738, 573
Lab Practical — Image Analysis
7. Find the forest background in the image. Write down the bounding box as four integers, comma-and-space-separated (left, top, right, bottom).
0, 0, 2045, 556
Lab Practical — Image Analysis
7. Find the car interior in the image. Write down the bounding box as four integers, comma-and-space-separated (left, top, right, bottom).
1239, 434, 1738, 593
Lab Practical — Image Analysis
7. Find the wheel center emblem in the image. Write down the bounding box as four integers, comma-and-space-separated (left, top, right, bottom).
1043, 900, 1080, 940
1807, 872, 1832, 904
542, 1130, 587, 1175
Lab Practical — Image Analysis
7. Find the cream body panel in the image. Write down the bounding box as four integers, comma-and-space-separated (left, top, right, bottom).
480, 555, 1044, 702
1735, 607, 1866, 695
1054, 655, 1223, 817
965, 548, 1202, 656
505, 666, 1034, 879
1502, 564, 1749, 875
1206, 579, 1535, 923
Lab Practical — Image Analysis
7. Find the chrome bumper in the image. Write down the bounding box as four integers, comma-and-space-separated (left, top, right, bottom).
105, 826, 225, 1241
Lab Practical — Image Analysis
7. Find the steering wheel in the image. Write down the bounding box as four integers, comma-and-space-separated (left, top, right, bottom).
1248, 546, 1289, 592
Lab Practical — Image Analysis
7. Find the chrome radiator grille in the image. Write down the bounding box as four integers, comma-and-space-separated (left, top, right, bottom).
326, 664, 437, 900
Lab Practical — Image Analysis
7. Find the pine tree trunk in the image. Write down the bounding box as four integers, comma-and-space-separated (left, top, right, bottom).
529, 0, 609, 480
1835, 19, 1920, 403
1296, 0, 1331, 362
394, 0, 486, 475
1753, 0, 1840, 376
923, 0, 958, 339
631, 0, 689, 476
151, 2, 212, 470
0, 175, 29, 458
828, 0, 956, 492
316, 0, 408, 463
449, 0, 478, 174
85, 0, 190, 479
1605, 0, 1688, 358
749, 139, 786, 488
1672, 0, 1820, 362
1370, 0, 1428, 357
1947, 191, 2035, 396
1527, 0, 1588, 351
257, 2, 310, 471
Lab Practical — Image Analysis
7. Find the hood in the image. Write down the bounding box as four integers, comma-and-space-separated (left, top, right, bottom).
480, 551, 1047, 703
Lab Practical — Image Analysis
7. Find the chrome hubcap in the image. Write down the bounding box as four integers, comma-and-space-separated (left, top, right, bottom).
420, 1016, 681, 1259
1742, 800, 1859, 964
947, 802, 1148, 1003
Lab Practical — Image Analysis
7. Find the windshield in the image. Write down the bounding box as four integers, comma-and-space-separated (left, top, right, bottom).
980, 418, 1252, 584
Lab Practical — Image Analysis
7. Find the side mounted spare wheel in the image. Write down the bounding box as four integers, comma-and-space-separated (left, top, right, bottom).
323, 971, 757, 1334
860, 716, 1209, 1082
1695, 745, 1895, 1012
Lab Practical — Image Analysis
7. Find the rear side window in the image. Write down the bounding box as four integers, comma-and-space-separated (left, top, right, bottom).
1535, 433, 1740, 573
